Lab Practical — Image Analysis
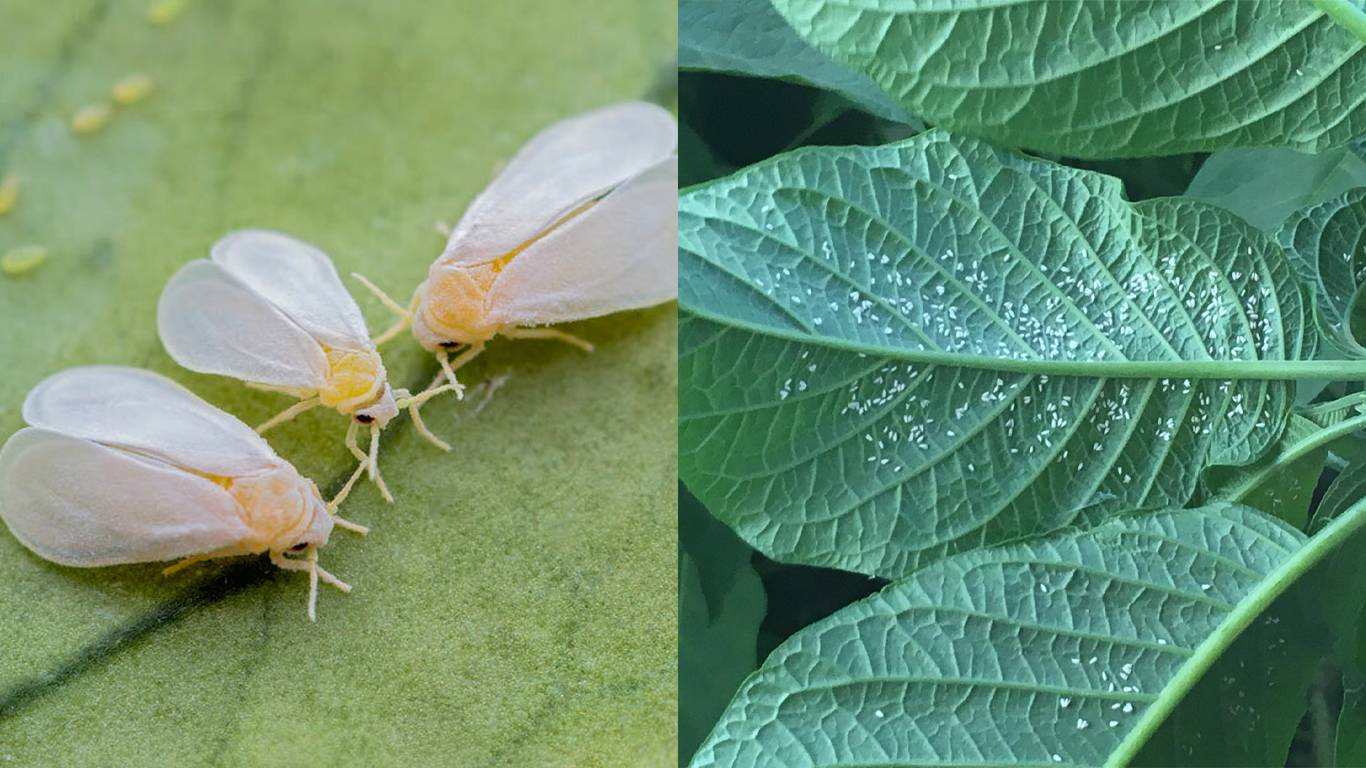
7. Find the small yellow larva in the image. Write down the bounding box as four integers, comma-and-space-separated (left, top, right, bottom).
1, 245, 48, 276
112, 74, 153, 106
0, 175, 17, 216
71, 103, 113, 135
146, 0, 187, 25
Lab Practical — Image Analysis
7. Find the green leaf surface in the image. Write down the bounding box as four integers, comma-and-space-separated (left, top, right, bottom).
1202, 413, 1337, 529
769, 0, 1366, 158
679, 131, 1320, 580
0, 1, 676, 765
1279, 187, 1366, 357
1314, 458, 1366, 533
1184, 146, 1366, 232
678, 0, 909, 122
690, 504, 1316, 767
1337, 669, 1366, 767
679, 490, 768, 762
679, 551, 765, 763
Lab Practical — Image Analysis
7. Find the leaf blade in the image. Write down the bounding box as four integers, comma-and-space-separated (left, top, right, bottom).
690, 504, 1315, 768
769, 0, 1366, 158
680, 131, 1316, 579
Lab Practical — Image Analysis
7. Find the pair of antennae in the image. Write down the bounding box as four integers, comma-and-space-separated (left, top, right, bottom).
271, 547, 350, 623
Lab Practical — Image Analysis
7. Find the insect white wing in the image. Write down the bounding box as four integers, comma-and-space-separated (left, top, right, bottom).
0, 428, 253, 567
159, 259, 329, 391
210, 229, 374, 351
23, 366, 280, 477
440, 101, 677, 268
486, 156, 678, 327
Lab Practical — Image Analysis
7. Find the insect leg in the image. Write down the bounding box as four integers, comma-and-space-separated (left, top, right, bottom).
345, 420, 367, 463
368, 425, 393, 503
256, 396, 322, 433
328, 455, 370, 516
404, 369, 453, 451
502, 326, 595, 352
406, 404, 451, 452
271, 548, 351, 590
439, 342, 486, 398
162, 553, 215, 576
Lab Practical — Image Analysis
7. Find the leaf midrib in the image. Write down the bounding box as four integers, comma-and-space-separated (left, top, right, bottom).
680, 303, 1366, 381
1106, 494, 1366, 766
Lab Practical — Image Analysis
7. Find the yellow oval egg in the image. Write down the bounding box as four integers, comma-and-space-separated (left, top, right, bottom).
0, 175, 18, 216
112, 74, 153, 106
2, 245, 48, 276
146, 0, 187, 25
71, 103, 113, 135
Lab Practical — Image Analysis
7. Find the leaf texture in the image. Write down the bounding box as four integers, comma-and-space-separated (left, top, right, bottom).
1279, 187, 1366, 356
680, 131, 1313, 579
770, 0, 1366, 158
690, 504, 1306, 768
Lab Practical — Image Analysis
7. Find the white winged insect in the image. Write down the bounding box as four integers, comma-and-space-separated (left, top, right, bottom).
0, 367, 365, 621
354, 101, 678, 444
158, 230, 456, 501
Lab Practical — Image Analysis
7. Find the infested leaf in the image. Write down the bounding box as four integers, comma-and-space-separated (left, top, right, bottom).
1278, 187, 1366, 357
679, 131, 1323, 580
769, 0, 1366, 158
690, 504, 1322, 767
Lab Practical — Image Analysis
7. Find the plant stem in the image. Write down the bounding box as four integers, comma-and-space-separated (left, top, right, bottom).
1229, 412, 1366, 502
1315, 0, 1366, 43
1107, 494, 1366, 767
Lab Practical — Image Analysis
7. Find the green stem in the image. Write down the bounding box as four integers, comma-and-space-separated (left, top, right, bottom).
1301, 391, 1366, 423
1108, 493, 1366, 767
684, 306, 1366, 381
1229, 412, 1366, 502
1315, 0, 1366, 43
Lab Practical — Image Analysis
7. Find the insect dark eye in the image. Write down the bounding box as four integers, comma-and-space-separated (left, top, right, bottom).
356, 414, 374, 424
289, 542, 308, 552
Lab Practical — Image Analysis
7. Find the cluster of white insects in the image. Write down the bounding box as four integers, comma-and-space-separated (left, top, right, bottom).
0, 101, 678, 621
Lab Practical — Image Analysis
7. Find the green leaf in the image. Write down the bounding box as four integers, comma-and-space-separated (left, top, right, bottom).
680, 130, 1326, 580
1202, 413, 1340, 528
689, 503, 1345, 768
0, 2, 675, 765
1337, 669, 1366, 767
678, 0, 910, 122
679, 491, 768, 762
1314, 458, 1366, 532
679, 552, 766, 762
769, 0, 1366, 158
1184, 146, 1366, 231
1278, 187, 1366, 357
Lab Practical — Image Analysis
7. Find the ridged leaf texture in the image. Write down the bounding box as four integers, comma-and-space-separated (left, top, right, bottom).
1278, 187, 1366, 356
679, 131, 1313, 579
690, 504, 1306, 768
770, 0, 1366, 158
